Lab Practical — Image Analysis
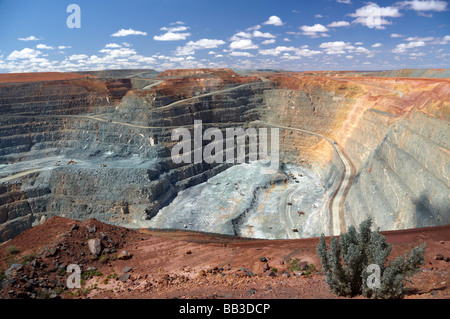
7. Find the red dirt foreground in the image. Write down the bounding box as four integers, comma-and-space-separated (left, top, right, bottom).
0, 216, 448, 299
0, 72, 92, 84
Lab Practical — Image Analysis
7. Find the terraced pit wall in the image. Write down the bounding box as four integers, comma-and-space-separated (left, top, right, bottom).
265, 75, 449, 232
0, 72, 448, 241
0, 77, 273, 241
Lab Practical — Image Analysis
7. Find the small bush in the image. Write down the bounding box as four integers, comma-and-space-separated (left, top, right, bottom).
6, 245, 19, 255
317, 218, 425, 299
286, 258, 316, 276
20, 253, 36, 265
99, 255, 108, 264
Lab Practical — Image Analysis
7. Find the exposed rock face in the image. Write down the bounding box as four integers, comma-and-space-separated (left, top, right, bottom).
0, 69, 448, 241
345, 110, 449, 230
263, 74, 449, 232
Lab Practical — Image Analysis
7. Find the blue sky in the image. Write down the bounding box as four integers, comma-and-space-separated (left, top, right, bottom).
0, 0, 449, 72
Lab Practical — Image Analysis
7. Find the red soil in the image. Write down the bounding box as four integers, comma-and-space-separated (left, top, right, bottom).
1, 216, 448, 299
0, 72, 92, 84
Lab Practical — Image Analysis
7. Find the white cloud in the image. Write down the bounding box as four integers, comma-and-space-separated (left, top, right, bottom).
7, 48, 42, 60
301, 24, 329, 32
280, 53, 301, 60
174, 46, 196, 56
188, 39, 226, 49
258, 46, 321, 57
327, 21, 351, 27
105, 43, 122, 48
392, 40, 426, 53
354, 42, 364, 45
261, 39, 276, 45
349, 3, 402, 29
230, 51, 254, 57
230, 31, 253, 41
154, 23, 192, 41
154, 31, 191, 41
111, 28, 147, 37
417, 11, 434, 17
263, 16, 284, 26
399, 0, 447, 11
175, 38, 226, 55
404, 36, 434, 41
315, 14, 323, 18
129, 55, 156, 64
69, 54, 88, 61
160, 26, 189, 32
283, 38, 291, 42
337, 0, 352, 3
435, 35, 450, 44
350, 4, 402, 18
18, 35, 39, 41
259, 46, 297, 56
320, 41, 351, 54
286, 31, 302, 36
371, 43, 383, 47
319, 41, 372, 56
229, 39, 258, 50
36, 44, 54, 50
253, 30, 276, 38
246, 25, 261, 31
300, 24, 330, 37
57, 46, 72, 50
390, 33, 405, 38
98, 47, 137, 58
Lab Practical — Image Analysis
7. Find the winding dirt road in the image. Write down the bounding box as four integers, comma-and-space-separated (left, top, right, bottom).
255, 121, 355, 236
0, 168, 44, 183
277, 184, 304, 239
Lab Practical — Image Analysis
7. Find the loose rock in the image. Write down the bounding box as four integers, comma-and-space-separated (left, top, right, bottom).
117, 250, 132, 260
87, 238, 102, 256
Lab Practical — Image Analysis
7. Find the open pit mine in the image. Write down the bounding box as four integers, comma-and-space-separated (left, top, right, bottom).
0, 68, 449, 242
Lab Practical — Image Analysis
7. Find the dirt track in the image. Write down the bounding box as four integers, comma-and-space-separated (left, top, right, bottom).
256, 121, 355, 236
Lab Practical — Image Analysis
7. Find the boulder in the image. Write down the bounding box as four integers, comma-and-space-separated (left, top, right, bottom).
87, 238, 102, 256
117, 250, 132, 260
120, 273, 130, 282
123, 266, 132, 273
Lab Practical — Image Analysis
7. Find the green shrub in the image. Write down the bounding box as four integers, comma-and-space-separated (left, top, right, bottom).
6, 245, 19, 255
286, 257, 316, 276
317, 218, 425, 299
99, 255, 108, 264
20, 253, 36, 265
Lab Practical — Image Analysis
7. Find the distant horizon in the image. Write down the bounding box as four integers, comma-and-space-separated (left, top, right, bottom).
1, 67, 449, 75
